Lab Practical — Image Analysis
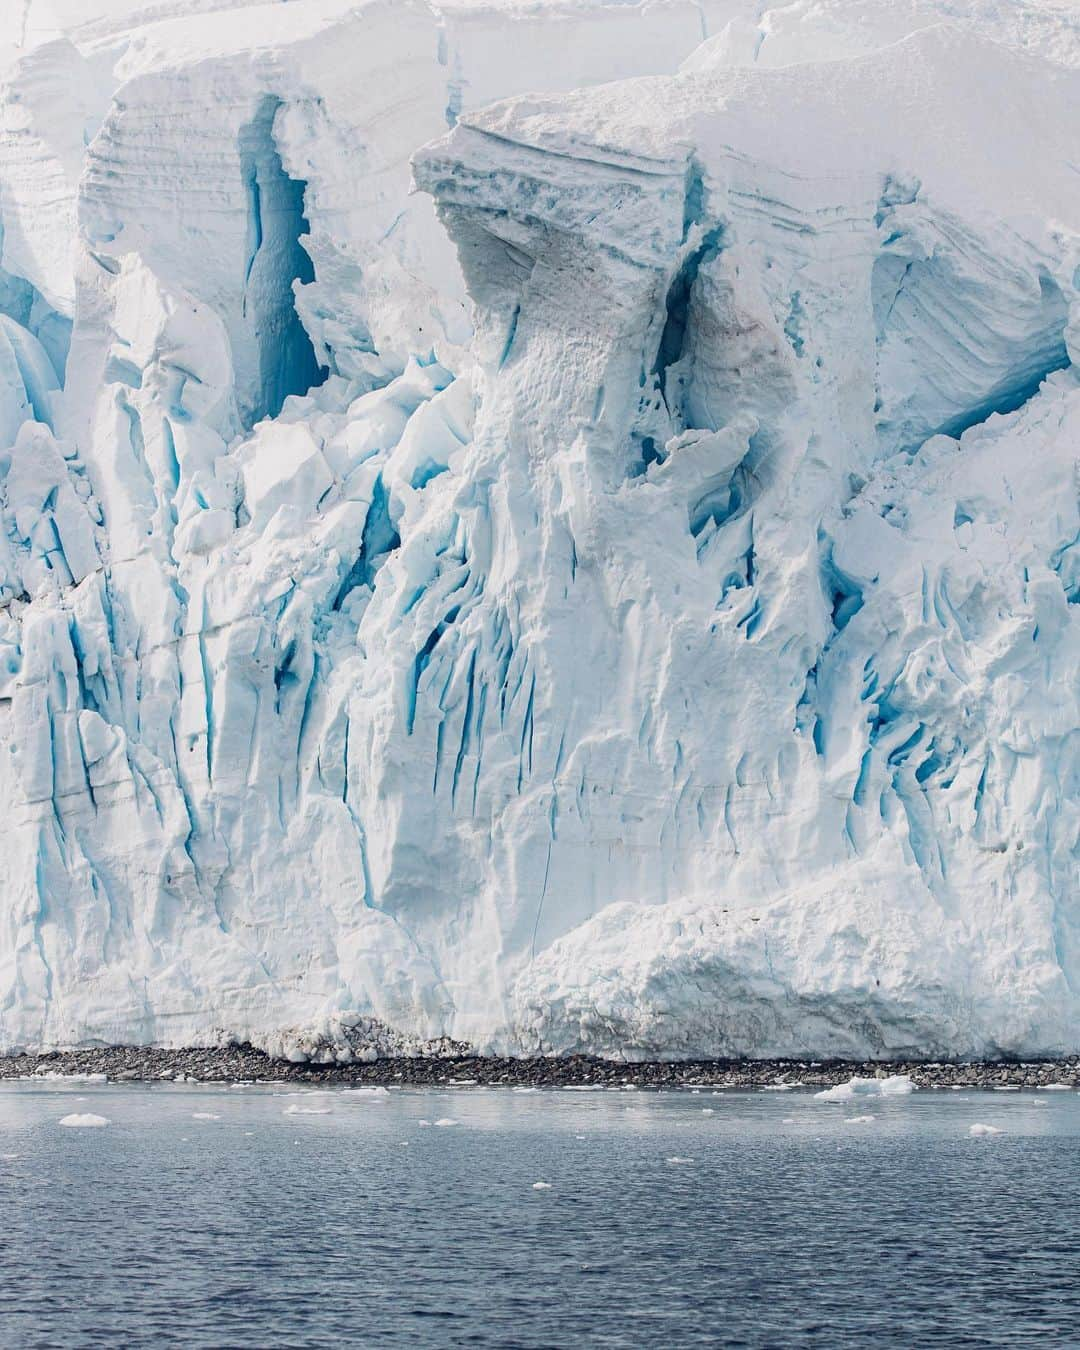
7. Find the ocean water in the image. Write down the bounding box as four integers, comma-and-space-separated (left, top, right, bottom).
0, 1081, 1078, 1347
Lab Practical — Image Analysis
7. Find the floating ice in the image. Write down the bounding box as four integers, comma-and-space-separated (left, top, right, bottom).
531, 1181, 552, 1190
59, 1114, 110, 1128
434, 1118, 458, 1127
283, 1105, 332, 1116
666, 1157, 694, 1165
192, 1112, 221, 1120
34, 1072, 108, 1083
844, 1115, 876, 1124
969, 1123, 1004, 1136
816, 1076, 916, 1102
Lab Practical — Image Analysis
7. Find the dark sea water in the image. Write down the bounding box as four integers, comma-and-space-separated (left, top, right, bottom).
0, 1079, 1078, 1348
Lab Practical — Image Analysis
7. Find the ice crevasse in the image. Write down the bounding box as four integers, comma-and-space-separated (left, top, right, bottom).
0, 0, 1077, 1061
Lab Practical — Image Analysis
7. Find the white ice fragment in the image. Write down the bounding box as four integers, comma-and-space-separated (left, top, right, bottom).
434, 1118, 458, 1127
815, 1075, 915, 1101
532, 1181, 552, 1190
34, 1071, 108, 1083
701, 1108, 714, 1115
992, 1086, 1020, 1092
969, 1123, 1003, 1136
283, 1105, 332, 1116
192, 1112, 221, 1120
666, 1157, 694, 1165
844, 1115, 876, 1124
59, 1113, 110, 1127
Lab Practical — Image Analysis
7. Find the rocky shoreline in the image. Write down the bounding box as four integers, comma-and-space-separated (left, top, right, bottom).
1, 1045, 1078, 1090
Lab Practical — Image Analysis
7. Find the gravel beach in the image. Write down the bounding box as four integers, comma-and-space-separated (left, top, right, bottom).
2, 1045, 1077, 1090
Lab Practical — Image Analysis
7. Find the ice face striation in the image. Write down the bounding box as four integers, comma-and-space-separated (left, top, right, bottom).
0, 0, 1076, 1061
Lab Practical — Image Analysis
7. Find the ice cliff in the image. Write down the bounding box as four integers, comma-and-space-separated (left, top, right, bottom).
0, 0, 1076, 1061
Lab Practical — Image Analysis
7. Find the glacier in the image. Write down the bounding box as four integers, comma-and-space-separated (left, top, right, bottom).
0, 0, 1076, 1061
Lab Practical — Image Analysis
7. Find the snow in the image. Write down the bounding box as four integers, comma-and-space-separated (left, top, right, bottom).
816, 1076, 916, 1101
58, 1113, 110, 1127
0, 0, 1077, 1062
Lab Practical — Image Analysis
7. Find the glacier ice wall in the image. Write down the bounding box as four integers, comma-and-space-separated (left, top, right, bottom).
0, 0, 1076, 1060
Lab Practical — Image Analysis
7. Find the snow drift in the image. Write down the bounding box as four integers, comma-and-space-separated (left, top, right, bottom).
0, 0, 1076, 1061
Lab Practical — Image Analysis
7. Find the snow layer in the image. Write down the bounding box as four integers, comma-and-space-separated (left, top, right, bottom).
0, 0, 1076, 1060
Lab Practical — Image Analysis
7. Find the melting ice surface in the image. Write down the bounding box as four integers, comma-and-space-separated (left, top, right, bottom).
0, 0, 1079, 1062
2, 1082, 1080, 1346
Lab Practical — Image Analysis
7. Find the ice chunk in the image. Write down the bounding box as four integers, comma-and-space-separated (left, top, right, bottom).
815, 1076, 916, 1101
59, 1113, 110, 1127
969, 1123, 1003, 1136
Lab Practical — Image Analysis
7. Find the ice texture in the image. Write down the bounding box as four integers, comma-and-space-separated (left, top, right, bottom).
0, 0, 1077, 1061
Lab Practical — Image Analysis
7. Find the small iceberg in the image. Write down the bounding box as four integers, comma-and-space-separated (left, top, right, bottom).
844, 1114, 876, 1124
532, 1181, 552, 1190
434, 1118, 458, 1127
36, 1071, 108, 1083
192, 1112, 221, 1120
666, 1156, 694, 1165
59, 1113, 110, 1128
283, 1105, 331, 1116
815, 1074, 915, 1101
969, 1123, 1003, 1136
